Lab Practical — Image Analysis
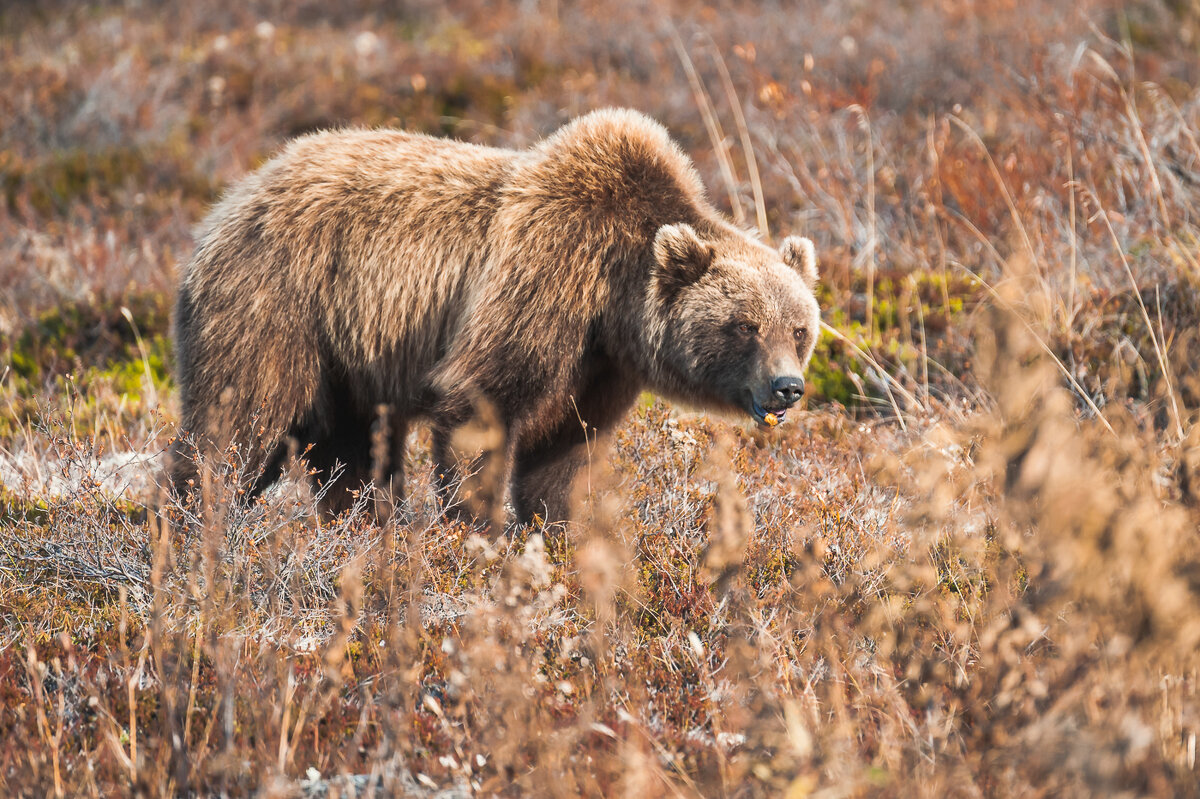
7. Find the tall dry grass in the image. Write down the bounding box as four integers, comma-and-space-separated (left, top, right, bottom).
2, 0, 1200, 796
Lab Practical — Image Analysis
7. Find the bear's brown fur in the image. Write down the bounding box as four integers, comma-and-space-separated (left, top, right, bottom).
172, 108, 821, 524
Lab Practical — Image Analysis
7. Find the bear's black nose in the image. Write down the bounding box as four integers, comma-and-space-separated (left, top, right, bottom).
772, 376, 805, 406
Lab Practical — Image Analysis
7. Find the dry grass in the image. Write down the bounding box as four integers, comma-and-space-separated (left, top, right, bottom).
2, 1, 1200, 796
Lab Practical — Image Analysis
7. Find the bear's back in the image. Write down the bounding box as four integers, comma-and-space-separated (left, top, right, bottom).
181, 128, 520, 410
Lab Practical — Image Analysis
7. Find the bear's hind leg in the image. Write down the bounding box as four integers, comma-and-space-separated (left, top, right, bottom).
511, 433, 582, 526
244, 441, 289, 501
294, 385, 372, 519
303, 429, 373, 518
371, 414, 409, 522
431, 406, 512, 533
300, 403, 407, 523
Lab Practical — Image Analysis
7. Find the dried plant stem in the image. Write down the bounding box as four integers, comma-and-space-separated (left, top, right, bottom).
277, 665, 297, 772
120, 306, 159, 410
129, 644, 147, 780
667, 23, 745, 225
850, 105, 878, 333
818, 320, 914, 427
949, 116, 1038, 268
1066, 136, 1079, 327
956, 263, 1117, 437
1084, 50, 1173, 231
705, 34, 770, 240
182, 612, 204, 747
1090, 191, 1184, 439
912, 274, 931, 403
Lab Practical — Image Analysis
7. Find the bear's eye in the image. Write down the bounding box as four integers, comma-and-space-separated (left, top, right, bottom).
793, 326, 808, 341
736, 322, 758, 336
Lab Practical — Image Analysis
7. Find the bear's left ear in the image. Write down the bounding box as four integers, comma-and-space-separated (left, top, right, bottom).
653, 223, 713, 296
780, 236, 818, 288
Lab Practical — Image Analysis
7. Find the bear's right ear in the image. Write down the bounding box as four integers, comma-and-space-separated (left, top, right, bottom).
780, 235, 818, 288
653, 223, 713, 296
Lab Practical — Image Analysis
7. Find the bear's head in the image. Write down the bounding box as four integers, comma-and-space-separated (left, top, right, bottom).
649, 222, 820, 427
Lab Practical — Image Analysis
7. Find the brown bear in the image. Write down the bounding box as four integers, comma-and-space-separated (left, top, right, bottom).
171, 108, 821, 525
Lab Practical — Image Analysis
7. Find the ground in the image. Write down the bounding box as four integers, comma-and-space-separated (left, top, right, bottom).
1, 1, 1200, 796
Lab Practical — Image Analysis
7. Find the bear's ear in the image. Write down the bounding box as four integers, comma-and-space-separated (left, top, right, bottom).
653, 223, 713, 295
780, 236, 818, 288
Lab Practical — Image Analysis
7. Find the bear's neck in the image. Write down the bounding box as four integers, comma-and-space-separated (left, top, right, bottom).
596, 233, 701, 396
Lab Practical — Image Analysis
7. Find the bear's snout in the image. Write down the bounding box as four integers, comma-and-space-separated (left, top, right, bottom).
771, 376, 805, 407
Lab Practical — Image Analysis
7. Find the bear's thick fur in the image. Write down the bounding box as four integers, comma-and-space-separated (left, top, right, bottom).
172, 109, 821, 524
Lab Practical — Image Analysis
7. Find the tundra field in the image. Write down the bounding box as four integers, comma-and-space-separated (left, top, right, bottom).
3, 1, 1200, 796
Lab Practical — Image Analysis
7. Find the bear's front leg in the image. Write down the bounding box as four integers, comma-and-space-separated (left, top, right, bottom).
511, 429, 592, 526
510, 382, 637, 526
431, 401, 513, 533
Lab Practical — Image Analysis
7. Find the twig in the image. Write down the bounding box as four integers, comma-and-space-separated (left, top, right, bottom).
666, 22, 745, 225
704, 34, 769, 239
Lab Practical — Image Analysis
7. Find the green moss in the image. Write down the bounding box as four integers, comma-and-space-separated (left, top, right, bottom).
806, 328, 867, 406
743, 548, 798, 594
2, 293, 174, 436
0, 485, 50, 526
932, 539, 990, 603
807, 269, 981, 407
7, 293, 169, 386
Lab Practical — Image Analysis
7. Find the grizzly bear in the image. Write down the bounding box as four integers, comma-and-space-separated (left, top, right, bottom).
171, 108, 821, 525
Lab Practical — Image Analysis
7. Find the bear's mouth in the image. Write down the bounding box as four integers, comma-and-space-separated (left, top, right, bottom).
750, 399, 788, 428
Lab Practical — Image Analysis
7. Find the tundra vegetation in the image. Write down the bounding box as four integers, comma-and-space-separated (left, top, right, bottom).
2, 1, 1200, 796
